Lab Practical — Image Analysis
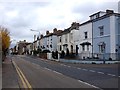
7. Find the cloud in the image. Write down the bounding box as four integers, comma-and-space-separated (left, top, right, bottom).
0, 0, 119, 48
71, 1, 118, 22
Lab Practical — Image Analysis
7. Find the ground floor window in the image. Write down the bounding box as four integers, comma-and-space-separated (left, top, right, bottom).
87, 45, 89, 51
60, 45, 62, 51
98, 42, 106, 53
82, 45, 85, 51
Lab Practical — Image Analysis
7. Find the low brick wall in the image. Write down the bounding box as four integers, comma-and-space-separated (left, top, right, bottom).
39, 53, 47, 59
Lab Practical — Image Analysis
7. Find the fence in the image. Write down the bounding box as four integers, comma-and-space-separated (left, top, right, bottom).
77, 53, 120, 60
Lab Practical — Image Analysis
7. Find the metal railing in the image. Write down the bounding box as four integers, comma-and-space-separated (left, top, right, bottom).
76, 53, 120, 60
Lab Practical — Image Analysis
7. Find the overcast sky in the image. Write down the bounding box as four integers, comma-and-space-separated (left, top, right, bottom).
0, 0, 119, 47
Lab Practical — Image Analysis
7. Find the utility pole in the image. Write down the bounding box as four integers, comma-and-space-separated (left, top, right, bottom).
30, 29, 41, 51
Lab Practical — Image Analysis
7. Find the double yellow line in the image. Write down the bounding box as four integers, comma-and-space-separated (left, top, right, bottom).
12, 61, 32, 89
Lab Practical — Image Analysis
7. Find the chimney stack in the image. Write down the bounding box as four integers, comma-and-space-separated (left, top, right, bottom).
71, 22, 80, 30
53, 28, 57, 33
24, 40, 26, 42
46, 31, 49, 35
40, 34, 43, 38
106, 10, 114, 14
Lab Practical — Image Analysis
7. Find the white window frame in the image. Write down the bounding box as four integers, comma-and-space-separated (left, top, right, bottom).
99, 26, 104, 36
84, 32, 88, 39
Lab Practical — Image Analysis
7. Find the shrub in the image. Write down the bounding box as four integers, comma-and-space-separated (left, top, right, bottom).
33, 50, 38, 55
42, 50, 51, 53
109, 58, 112, 61
92, 62, 96, 64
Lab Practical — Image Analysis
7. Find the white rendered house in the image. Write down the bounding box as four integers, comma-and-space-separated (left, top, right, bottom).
41, 29, 62, 52
79, 21, 93, 59
57, 22, 80, 54
92, 10, 120, 60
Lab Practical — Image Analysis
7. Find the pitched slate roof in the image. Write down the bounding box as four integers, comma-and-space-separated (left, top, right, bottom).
58, 22, 80, 36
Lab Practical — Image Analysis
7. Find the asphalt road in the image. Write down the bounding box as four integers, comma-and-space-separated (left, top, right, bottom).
12, 55, 119, 89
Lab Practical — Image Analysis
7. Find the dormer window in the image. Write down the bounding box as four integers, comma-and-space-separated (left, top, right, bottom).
90, 11, 106, 20
96, 13, 99, 18
70, 33, 73, 40
90, 16, 94, 20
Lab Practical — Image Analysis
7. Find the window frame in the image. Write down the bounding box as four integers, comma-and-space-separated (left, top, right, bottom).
84, 31, 88, 39
99, 26, 104, 36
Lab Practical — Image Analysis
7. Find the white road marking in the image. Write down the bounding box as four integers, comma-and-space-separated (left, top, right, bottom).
89, 70, 96, 72
60, 64, 67, 67
77, 68, 81, 70
60, 64, 64, 66
44, 68, 63, 75
107, 74, 116, 77
44, 67, 52, 71
78, 80, 102, 90
97, 72, 104, 74
53, 71, 63, 75
62, 64, 67, 67
82, 69, 88, 71
67, 66, 71, 68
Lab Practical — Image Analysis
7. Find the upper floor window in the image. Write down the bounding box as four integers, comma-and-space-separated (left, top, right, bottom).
96, 13, 99, 18
60, 37, 61, 42
65, 35, 67, 43
84, 32, 88, 39
70, 33, 73, 40
99, 26, 104, 36
82, 45, 85, 51
98, 42, 106, 53
60, 45, 62, 51
87, 45, 89, 51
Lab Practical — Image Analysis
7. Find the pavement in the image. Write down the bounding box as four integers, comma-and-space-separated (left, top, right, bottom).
2, 56, 20, 89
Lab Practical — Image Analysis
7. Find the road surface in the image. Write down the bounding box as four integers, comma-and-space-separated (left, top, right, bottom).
11, 55, 119, 89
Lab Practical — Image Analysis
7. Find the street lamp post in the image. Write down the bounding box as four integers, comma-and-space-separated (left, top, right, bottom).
30, 29, 40, 39
30, 29, 41, 52
103, 42, 106, 64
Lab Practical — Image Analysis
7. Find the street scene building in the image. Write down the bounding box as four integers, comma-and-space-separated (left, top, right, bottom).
57, 22, 79, 54
13, 40, 31, 55
92, 10, 120, 60
12, 10, 120, 60
79, 20, 93, 59
2, 1, 120, 89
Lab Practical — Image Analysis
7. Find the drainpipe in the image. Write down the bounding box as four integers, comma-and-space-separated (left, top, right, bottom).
92, 20, 94, 59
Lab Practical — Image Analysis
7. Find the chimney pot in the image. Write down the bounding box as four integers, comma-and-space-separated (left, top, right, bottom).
53, 28, 57, 33
40, 34, 43, 38
106, 10, 114, 14
46, 31, 49, 35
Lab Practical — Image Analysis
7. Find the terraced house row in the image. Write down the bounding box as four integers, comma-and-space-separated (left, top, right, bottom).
13, 10, 120, 60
